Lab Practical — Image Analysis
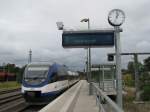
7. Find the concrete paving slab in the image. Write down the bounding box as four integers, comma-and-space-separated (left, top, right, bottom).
73, 80, 99, 112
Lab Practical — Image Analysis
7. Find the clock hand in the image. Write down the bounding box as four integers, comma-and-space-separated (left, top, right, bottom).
116, 11, 119, 19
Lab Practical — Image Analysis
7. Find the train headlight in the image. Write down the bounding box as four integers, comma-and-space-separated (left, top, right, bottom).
25, 79, 29, 82
41, 79, 45, 82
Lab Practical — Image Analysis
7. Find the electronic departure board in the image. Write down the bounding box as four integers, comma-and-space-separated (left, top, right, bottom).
62, 30, 115, 48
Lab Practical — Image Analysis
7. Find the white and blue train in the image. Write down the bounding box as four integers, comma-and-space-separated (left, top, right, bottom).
21, 62, 79, 104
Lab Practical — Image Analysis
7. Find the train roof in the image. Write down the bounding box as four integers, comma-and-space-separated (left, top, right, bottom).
27, 62, 52, 67
26, 62, 65, 67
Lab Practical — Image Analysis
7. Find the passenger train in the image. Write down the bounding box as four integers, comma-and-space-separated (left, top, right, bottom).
21, 62, 79, 104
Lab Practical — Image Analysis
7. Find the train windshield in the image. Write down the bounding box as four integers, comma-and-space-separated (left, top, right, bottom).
25, 66, 49, 79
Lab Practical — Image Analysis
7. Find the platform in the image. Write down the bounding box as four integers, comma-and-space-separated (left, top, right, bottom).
39, 80, 99, 112
73, 80, 99, 112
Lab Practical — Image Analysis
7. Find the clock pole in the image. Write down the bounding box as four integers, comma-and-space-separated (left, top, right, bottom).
115, 26, 123, 108
108, 9, 125, 109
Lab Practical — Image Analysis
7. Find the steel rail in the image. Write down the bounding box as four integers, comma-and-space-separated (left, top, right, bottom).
0, 88, 21, 95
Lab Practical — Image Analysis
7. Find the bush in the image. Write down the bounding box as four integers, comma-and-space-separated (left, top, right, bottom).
123, 74, 134, 87
140, 72, 150, 101
141, 85, 150, 101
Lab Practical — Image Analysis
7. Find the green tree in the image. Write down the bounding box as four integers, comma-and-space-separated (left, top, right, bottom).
144, 57, 150, 71
16, 65, 26, 83
127, 61, 143, 79
140, 56, 150, 101
5, 64, 19, 73
127, 61, 135, 80
127, 61, 135, 73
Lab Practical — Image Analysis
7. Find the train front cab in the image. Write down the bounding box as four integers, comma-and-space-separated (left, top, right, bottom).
22, 64, 69, 104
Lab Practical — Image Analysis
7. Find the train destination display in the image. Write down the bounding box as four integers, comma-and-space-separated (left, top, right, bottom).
62, 30, 115, 48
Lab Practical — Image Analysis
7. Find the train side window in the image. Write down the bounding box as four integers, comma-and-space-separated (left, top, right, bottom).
51, 72, 57, 83
57, 75, 68, 81
57, 75, 62, 81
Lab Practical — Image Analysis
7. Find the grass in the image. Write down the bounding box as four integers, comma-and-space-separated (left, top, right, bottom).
123, 87, 150, 112
0, 81, 21, 90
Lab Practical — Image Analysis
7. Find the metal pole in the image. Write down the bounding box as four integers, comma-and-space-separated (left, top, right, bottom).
99, 66, 100, 88
80, 18, 92, 95
112, 66, 115, 89
89, 46, 92, 95
115, 26, 123, 108
102, 65, 105, 91
86, 49, 89, 82
87, 19, 92, 95
29, 49, 32, 63
134, 54, 140, 101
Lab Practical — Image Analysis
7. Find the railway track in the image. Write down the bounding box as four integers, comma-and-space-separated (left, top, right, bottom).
0, 88, 28, 112
0, 83, 78, 112
0, 88, 21, 105
0, 88, 21, 95
20, 105, 46, 112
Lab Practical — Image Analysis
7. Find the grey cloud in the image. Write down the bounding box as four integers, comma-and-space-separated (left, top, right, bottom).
0, 0, 149, 70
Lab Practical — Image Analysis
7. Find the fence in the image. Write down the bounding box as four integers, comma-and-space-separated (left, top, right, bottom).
92, 82, 124, 112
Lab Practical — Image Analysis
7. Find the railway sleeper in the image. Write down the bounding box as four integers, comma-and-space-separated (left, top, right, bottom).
0, 98, 26, 112
0, 94, 23, 106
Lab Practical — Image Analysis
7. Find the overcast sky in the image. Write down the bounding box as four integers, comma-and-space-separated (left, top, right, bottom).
0, 0, 150, 70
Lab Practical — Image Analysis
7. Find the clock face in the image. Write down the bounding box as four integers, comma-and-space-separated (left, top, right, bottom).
108, 9, 125, 26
